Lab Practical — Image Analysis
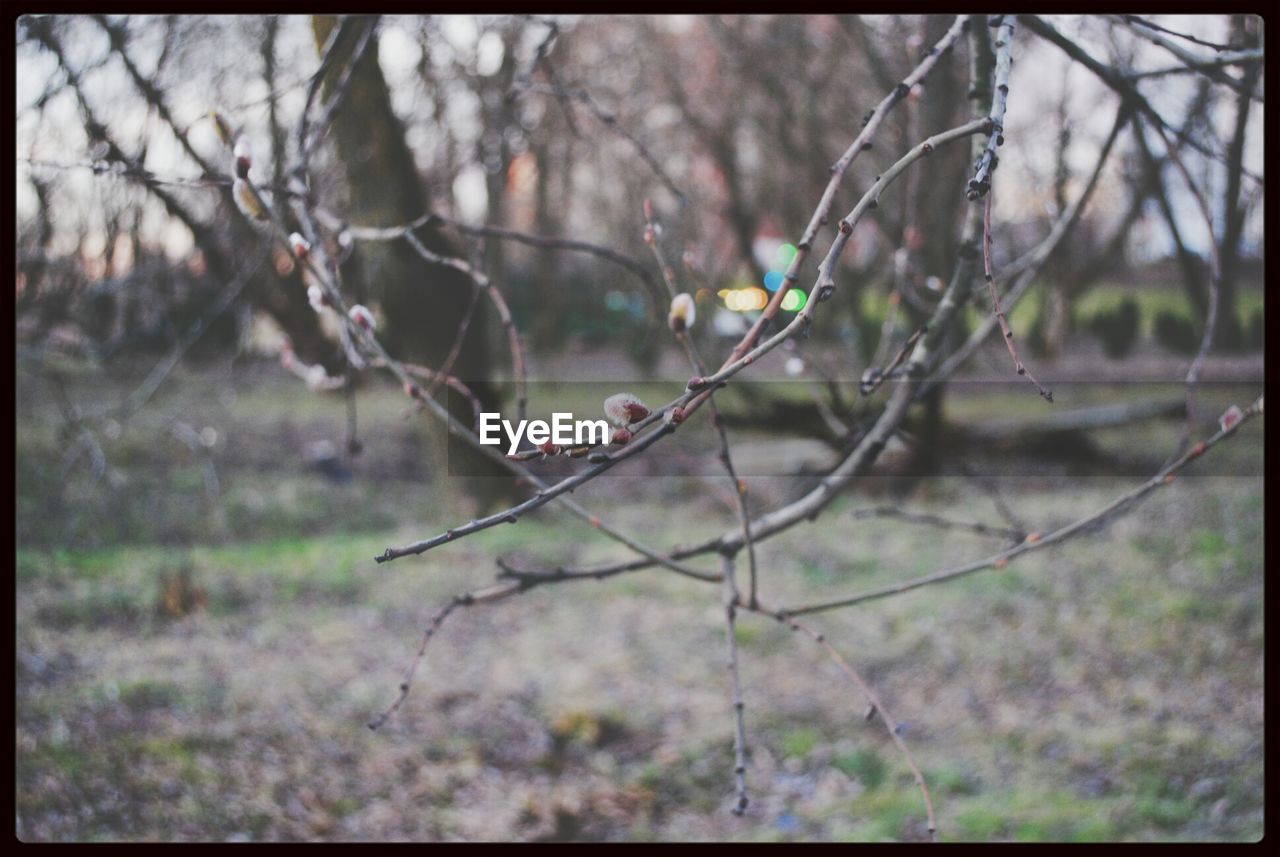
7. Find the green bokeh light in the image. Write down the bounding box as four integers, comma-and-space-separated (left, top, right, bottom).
781, 289, 807, 312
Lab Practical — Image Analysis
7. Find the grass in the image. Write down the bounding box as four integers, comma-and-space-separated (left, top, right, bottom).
15, 354, 1264, 842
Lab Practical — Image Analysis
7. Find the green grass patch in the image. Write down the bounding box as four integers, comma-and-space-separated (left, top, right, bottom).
835, 749, 887, 790
781, 727, 821, 759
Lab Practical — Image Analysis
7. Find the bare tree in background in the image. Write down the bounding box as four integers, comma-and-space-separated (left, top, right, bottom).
14, 13, 1264, 839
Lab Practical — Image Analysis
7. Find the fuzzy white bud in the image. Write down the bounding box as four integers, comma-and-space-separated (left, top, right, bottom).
289, 233, 311, 259
348, 304, 376, 331
305, 364, 329, 391
668, 292, 696, 333
232, 179, 269, 221
307, 284, 331, 314
604, 393, 650, 427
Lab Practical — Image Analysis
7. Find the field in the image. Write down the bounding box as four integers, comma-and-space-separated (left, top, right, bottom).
15, 341, 1265, 842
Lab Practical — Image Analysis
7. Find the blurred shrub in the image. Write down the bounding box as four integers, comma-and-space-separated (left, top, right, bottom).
1153, 309, 1199, 354
1086, 297, 1140, 359
1245, 307, 1264, 351
853, 311, 885, 365
1027, 313, 1048, 358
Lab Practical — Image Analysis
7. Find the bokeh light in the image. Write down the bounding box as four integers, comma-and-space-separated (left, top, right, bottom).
775, 243, 798, 267
763, 270, 785, 291
780, 289, 807, 312
721, 287, 769, 312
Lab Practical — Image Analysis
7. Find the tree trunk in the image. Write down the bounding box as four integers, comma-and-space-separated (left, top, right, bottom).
311, 15, 513, 506
1214, 14, 1261, 351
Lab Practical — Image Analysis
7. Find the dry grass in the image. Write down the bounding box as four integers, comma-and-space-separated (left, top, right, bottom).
15, 357, 1264, 841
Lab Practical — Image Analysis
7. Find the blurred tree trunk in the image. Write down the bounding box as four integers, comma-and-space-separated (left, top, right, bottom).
311, 15, 513, 505
1214, 14, 1260, 351
1039, 87, 1076, 360
311, 16, 489, 374
530, 135, 566, 352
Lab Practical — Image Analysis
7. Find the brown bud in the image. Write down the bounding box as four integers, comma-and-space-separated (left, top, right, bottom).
539, 440, 560, 456
610, 427, 633, 445
1218, 404, 1244, 432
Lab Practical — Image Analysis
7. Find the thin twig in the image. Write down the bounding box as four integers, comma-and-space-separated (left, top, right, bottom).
720, 555, 750, 815
645, 202, 760, 606
367, 581, 522, 730
1018, 15, 1263, 186
518, 70, 689, 206
377, 119, 989, 564
718, 15, 969, 369
339, 211, 662, 303
924, 99, 1131, 398
1144, 118, 1222, 453
852, 507, 1024, 543
421, 275, 482, 408
115, 248, 272, 422
981, 188, 1052, 401
1123, 14, 1240, 52
1114, 14, 1262, 104
744, 602, 937, 840
860, 325, 926, 397
398, 230, 529, 424
1130, 47, 1265, 80
779, 394, 1263, 617
240, 61, 721, 587
967, 15, 1015, 201
302, 16, 381, 163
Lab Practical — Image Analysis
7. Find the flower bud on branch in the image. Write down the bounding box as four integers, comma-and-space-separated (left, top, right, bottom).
348, 304, 376, 331
289, 233, 311, 260
668, 293, 696, 333
233, 138, 252, 179
604, 393, 650, 426
232, 179, 269, 221
209, 109, 237, 148
308, 284, 332, 314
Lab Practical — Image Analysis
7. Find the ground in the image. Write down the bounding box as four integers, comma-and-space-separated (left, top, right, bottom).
14, 340, 1265, 842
